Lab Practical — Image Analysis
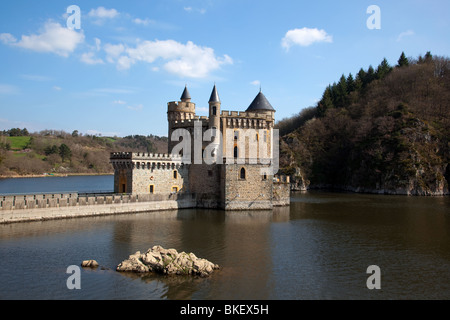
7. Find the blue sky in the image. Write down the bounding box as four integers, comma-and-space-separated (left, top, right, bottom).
0, 0, 449, 137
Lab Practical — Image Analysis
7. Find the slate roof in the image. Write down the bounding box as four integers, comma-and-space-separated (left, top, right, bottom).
209, 85, 220, 103
180, 86, 191, 100
246, 91, 275, 112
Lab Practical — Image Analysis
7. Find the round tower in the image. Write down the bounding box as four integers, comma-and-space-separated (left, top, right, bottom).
167, 86, 196, 153
207, 85, 221, 161
208, 84, 221, 133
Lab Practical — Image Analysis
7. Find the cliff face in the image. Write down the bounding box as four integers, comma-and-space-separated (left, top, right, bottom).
343, 113, 449, 195
279, 55, 450, 196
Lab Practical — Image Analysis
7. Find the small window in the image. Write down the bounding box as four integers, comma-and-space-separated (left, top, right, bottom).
240, 167, 246, 180
262, 173, 267, 181
173, 170, 178, 179
149, 185, 154, 194
212, 106, 217, 116
234, 146, 239, 158
172, 186, 178, 193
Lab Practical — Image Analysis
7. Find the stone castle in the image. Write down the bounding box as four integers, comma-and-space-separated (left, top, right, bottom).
110, 85, 290, 210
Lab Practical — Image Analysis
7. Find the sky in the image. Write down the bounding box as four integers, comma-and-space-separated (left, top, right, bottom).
0, 0, 449, 137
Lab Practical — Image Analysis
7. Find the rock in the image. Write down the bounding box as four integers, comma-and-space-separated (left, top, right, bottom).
81, 260, 99, 268
116, 245, 219, 277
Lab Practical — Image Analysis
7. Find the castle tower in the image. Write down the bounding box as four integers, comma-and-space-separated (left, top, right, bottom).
245, 90, 275, 120
207, 85, 221, 162
167, 86, 196, 153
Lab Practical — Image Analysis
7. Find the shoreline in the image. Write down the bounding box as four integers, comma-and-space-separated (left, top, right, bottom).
0, 173, 114, 179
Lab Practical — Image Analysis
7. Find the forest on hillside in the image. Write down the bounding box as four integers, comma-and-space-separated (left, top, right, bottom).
0, 129, 168, 176
277, 52, 450, 195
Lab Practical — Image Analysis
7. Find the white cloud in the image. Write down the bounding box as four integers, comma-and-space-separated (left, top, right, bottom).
0, 21, 84, 57
0, 84, 19, 95
0, 33, 16, 44
282, 27, 332, 50
88, 7, 119, 19
397, 30, 415, 42
127, 104, 143, 111
133, 18, 154, 26
104, 43, 125, 63
81, 52, 104, 65
250, 80, 261, 86
113, 100, 127, 105
94, 38, 102, 51
184, 7, 206, 14
110, 39, 233, 78
53, 86, 62, 91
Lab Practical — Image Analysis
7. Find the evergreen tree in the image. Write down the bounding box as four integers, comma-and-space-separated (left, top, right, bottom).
366, 66, 376, 84
335, 74, 349, 108
355, 68, 366, 91
346, 73, 355, 93
59, 144, 72, 162
318, 86, 334, 116
376, 58, 392, 79
397, 52, 409, 67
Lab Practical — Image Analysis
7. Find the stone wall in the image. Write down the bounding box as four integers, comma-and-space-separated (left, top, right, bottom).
222, 164, 273, 210
131, 164, 189, 195
273, 180, 291, 207
0, 193, 196, 224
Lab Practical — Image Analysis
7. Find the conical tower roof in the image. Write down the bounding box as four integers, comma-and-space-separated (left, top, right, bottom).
180, 86, 191, 101
246, 91, 275, 112
209, 85, 220, 103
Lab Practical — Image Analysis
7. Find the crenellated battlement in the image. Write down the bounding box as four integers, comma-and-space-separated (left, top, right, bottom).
110, 152, 182, 161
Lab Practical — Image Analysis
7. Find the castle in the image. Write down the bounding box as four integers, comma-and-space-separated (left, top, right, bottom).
110, 86, 290, 210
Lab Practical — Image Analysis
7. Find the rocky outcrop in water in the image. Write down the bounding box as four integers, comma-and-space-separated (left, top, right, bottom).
116, 245, 219, 277
81, 260, 99, 268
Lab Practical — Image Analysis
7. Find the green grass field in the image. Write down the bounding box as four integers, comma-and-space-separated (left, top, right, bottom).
6, 136, 31, 150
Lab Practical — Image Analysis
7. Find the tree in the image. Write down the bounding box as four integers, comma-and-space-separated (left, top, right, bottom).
397, 52, 409, 67
317, 86, 334, 116
72, 130, 79, 137
59, 144, 72, 162
334, 74, 349, 109
376, 58, 392, 79
44, 145, 59, 156
346, 73, 355, 93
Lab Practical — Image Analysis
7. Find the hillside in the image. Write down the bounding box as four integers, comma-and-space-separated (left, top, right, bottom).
0, 129, 168, 177
277, 52, 450, 195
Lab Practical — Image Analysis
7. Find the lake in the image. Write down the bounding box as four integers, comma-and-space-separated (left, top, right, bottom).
0, 175, 449, 300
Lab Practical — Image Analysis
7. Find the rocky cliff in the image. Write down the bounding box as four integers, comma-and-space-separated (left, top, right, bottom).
278, 53, 450, 196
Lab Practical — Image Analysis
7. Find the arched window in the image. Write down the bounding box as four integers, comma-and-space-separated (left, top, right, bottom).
240, 167, 246, 180
212, 106, 217, 116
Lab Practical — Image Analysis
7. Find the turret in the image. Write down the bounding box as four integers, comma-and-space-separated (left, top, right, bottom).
208, 85, 221, 132
207, 85, 221, 162
167, 86, 196, 153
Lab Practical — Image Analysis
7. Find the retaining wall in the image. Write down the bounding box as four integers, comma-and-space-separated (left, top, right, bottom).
0, 193, 196, 224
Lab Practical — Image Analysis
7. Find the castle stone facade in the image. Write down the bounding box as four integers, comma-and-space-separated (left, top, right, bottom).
110, 86, 290, 210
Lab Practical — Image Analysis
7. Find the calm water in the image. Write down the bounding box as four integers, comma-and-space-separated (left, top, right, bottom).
0, 176, 450, 300
0, 175, 114, 194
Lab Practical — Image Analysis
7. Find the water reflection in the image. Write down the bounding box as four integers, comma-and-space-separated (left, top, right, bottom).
0, 192, 449, 299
